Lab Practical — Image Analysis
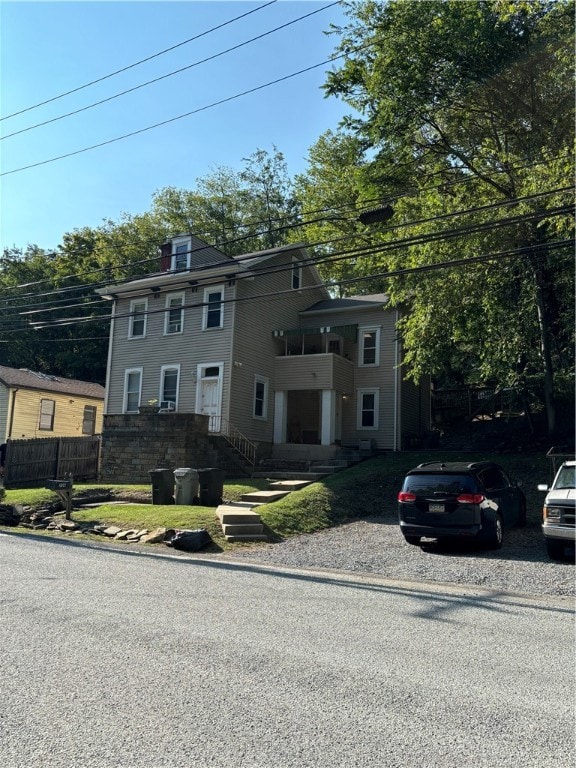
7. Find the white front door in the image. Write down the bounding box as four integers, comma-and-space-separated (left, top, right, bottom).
197, 364, 222, 432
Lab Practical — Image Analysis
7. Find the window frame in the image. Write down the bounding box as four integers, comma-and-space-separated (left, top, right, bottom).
253, 375, 269, 420
203, 287, 224, 330
292, 256, 302, 290
164, 291, 185, 335
357, 388, 380, 430
82, 405, 97, 435
129, 297, 148, 339
172, 236, 191, 271
39, 399, 55, 431
358, 326, 381, 367
123, 367, 143, 413
159, 365, 180, 410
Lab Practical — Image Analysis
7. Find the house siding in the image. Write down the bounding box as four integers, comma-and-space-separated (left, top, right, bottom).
2, 387, 103, 440
228, 253, 328, 443
0, 384, 8, 442
105, 281, 236, 415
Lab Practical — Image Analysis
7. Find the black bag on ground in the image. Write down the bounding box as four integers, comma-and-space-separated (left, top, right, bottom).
165, 528, 211, 552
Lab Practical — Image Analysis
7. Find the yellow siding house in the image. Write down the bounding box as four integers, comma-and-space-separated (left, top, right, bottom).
0, 366, 105, 441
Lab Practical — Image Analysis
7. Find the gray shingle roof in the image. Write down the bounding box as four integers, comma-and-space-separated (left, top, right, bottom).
0, 366, 105, 400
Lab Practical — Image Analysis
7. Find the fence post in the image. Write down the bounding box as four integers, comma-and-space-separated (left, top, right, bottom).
55, 437, 63, 477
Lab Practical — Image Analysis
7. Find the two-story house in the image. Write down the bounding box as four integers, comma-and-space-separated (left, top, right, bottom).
96, 235, 429, 469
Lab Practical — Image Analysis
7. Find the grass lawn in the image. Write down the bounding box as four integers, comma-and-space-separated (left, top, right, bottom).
1, 451, 551, 550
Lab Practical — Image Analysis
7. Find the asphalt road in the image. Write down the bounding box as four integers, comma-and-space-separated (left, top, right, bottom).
1, 532, 574, 768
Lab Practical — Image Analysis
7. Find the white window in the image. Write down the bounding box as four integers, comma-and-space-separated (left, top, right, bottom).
124, 368, 142, 413
160, 365, 180, 410
129, 298, 147, 338
172, 237, 191, 271
357, 389, 379, 430
39, 399, 55, 430
203, 287, 223, 329
253, 375, 269, 420
164, 292, 184, 335
292, 257, 302, 290
359, 327, 380, 366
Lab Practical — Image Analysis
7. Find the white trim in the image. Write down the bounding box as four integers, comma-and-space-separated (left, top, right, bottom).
159, 364, 180, 411
358, 326, 381, 367
356, 387, 380, 430
172, 236, 191, 271
128, 297, 147, 339
253, 375, 269, 420
123, 367, 143, 413
164, 291, 184, 335
273, 390, 287, 444
202, 286, 224, 330
195, 362, 224, 431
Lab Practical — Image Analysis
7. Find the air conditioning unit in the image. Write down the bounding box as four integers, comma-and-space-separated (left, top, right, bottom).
158, 401, 176, 412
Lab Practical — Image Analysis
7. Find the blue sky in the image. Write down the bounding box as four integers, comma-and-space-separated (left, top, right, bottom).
0, 0, 351, 253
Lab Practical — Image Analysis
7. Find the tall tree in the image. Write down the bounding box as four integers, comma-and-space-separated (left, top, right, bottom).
303, 0, 574, 436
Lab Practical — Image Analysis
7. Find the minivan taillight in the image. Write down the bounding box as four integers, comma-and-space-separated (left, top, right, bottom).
398, 491, 416, 502
456, 493, 484, 504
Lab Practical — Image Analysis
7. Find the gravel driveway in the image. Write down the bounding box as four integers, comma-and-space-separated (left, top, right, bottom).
220, 518, 575, 598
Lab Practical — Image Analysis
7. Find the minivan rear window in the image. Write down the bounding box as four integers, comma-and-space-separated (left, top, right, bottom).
404, 475, 475, 495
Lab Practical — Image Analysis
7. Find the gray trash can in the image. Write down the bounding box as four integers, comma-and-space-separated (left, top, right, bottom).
197, 468, 225, 506
149, 468, 174, 505
174, 468, 199, 505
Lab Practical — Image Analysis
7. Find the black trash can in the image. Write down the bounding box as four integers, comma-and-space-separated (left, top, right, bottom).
149, 468, 174, 505
197, 468, 225, 506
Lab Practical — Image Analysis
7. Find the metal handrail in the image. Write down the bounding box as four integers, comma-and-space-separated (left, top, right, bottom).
211, 417, 257, 468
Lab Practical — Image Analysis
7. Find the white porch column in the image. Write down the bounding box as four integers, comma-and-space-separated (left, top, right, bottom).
321, 389, 336, 446
273, 390, 287, 444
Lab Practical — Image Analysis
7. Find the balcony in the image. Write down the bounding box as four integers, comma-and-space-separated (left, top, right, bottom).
274, 353, 354, 392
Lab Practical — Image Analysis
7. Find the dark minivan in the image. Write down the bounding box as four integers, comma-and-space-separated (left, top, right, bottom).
398, 461, 526, 549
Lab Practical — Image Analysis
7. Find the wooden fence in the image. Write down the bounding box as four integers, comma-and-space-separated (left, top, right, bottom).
2, 436, 101, 489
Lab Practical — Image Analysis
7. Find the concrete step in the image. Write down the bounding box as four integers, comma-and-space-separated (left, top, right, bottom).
251, 472, 328, 481
269, 480, 311, 491
222, 523, 265, 536
216, 506, 262, 525
309, 465, 342, 474
240, 490, 290, 503
224, 534, 269, 543
310, 460, 350, 469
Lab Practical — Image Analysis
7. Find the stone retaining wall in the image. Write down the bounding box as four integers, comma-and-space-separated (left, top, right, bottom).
101, 412, 216, 483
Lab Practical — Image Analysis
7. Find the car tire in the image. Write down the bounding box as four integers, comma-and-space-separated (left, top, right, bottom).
404, 535, 421, 546
486, 513, 504, 550
546, 538, 565, 561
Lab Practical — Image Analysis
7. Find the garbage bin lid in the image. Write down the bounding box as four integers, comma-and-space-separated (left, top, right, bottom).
174, 467, 195, 475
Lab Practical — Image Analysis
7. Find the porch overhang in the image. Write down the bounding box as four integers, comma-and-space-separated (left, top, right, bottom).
272, 324, 358, 342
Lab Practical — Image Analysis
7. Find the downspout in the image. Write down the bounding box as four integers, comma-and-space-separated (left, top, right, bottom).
103, 300, 116, 413
8, 388, 18, 438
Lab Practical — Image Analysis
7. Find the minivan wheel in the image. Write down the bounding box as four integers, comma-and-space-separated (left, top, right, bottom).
486, 513, 503, 550
404, 535, 421, 546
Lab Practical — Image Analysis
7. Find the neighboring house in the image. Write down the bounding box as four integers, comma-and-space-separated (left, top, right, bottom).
96, 234, 429, 462
0, 366, 105, 441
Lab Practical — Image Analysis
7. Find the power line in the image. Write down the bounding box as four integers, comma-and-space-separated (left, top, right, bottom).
1, 184, 572, 300
1, 54, 347, 177
1, 3, 339, 141
0, 1, 278, 121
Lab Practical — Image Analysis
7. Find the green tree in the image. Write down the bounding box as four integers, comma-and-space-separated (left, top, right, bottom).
309, 0, 574, 436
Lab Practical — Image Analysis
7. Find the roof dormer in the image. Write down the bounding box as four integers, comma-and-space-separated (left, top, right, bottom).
160, 235, 192, 273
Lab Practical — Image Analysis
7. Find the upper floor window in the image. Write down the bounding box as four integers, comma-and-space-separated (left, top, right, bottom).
129, 298, 147, 338
172, 237, 191, 271
123, 368, 142, 413
82, 405, 97, 435
165, 292, 184, 335
292, 257, 302, 290
160, 365, 180, 410
359, 327, 380, 366
203, 287, 223, 329
253, 375, 269, 420
357, 389, 379, 430
39, 399, 55, 430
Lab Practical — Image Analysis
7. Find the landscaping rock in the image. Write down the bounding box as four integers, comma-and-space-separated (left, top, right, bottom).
139, 527, 167, 544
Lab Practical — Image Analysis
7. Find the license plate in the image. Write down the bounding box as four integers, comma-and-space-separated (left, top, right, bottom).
428, 503, 445, 513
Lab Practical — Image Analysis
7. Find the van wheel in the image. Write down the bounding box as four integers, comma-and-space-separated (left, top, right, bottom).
486, 514, 503, 550
546, 539, 565, 561
404, 535, 421, 546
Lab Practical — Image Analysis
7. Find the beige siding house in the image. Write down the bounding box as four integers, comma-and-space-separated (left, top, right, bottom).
0, 366, 104, 441
97, 235, 430, 461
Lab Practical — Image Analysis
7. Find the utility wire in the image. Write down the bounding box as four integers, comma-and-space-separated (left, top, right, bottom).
1, 184, 572, 300
1, 3, 339, 141
0, 1, 278, 121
